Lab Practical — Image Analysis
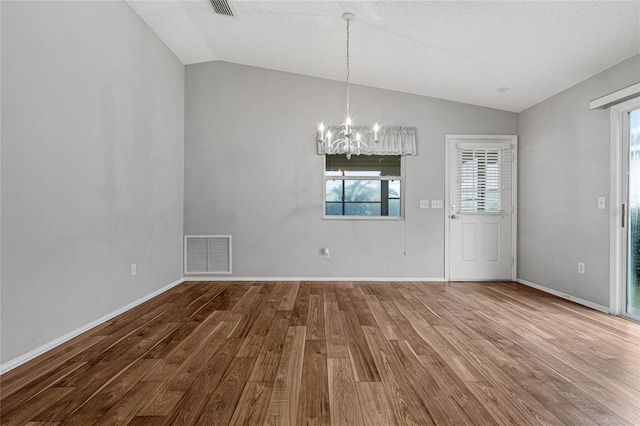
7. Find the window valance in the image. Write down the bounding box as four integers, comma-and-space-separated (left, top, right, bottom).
317, 125, 417, 156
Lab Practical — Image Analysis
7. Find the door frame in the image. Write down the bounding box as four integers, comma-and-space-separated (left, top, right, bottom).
609, 97, 640, 319
444, 134, 518, 281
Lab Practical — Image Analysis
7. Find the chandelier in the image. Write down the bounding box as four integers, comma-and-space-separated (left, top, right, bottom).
317, 12, 379, 160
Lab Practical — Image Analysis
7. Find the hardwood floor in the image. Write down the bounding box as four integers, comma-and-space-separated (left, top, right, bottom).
1, 280, 639, 425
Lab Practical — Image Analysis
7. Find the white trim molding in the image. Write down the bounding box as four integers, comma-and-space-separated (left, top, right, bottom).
184, 276, 448, 282
590, 82, 640, 110
0, 277, 185, 375
517, 278, 609, 314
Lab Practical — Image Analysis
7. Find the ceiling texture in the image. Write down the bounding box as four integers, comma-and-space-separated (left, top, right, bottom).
126, 0, 640, 112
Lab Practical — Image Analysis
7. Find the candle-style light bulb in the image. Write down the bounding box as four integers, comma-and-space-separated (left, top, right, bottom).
327, 130, 332, 143
344, 116, 351, 139
373, 123, 379, 141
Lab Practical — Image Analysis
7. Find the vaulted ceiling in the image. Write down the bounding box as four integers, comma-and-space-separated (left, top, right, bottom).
127, 1, 640, 112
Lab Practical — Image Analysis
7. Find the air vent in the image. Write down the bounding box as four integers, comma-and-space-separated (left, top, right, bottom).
184, 235, 232, 274
209, 0, 235, 17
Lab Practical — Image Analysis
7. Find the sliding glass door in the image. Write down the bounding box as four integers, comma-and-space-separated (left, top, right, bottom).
627, 108, 640, 319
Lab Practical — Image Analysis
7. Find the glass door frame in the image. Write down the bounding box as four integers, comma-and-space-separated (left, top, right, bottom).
610, 97, 640, 322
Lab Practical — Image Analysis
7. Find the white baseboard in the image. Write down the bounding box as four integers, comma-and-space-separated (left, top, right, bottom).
0, 277, 185, 375
517, 278, 609, 314
185, 276, 447, 282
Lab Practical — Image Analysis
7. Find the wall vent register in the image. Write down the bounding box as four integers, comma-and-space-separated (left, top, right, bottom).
209, 0, 235, 17
184, 235, 232, 274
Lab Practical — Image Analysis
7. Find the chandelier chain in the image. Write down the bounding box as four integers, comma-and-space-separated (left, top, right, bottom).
345, 17, 350, 119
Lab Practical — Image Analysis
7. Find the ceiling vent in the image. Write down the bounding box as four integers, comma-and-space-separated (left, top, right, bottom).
209, 0, 235, 17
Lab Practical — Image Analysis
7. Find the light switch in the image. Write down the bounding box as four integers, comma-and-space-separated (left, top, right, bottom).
431, 200, 443, 209
597, 197, 606, 210
419, 200, 430, 209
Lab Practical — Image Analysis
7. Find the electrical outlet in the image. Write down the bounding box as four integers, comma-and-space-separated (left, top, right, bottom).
419, 200, 430, 209
578, 262, 585, 275
431, 200, 443, 209
322, 247, 330, 259
131, 263, 137, 276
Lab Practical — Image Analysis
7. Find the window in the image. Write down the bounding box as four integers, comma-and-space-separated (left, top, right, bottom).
324, 154, 403, 218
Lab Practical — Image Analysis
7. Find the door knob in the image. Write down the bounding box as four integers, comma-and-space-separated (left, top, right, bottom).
450, 214, 457, 219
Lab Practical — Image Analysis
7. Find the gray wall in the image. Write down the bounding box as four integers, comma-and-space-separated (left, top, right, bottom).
184, 61, 518, 278
518, 55, 640, 307
1, 1, 185, 363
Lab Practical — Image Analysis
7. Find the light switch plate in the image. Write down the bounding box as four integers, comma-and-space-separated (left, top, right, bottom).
597, 197, 606, 210
431, 200, 443, 209
419, 200, 430, 209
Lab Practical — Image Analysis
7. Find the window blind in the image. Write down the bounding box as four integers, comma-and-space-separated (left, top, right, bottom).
456, 144, 511, 213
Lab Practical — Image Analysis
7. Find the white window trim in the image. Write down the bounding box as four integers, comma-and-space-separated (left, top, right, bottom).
609, 96, 640, 318
322, 155, 406, 220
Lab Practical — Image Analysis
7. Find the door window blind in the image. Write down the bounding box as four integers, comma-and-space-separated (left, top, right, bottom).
456, 145, 511, 213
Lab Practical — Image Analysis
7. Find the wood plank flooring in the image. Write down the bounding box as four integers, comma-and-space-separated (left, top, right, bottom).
1, 281, 639, 425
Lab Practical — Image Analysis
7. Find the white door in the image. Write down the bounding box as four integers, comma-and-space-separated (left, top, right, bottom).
446, 136, 517, 281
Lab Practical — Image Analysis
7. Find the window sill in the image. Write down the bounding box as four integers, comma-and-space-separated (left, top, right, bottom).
322, 215, 405, 221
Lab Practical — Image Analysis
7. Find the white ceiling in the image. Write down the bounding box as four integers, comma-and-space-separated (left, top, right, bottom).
126, 0, 640, 112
